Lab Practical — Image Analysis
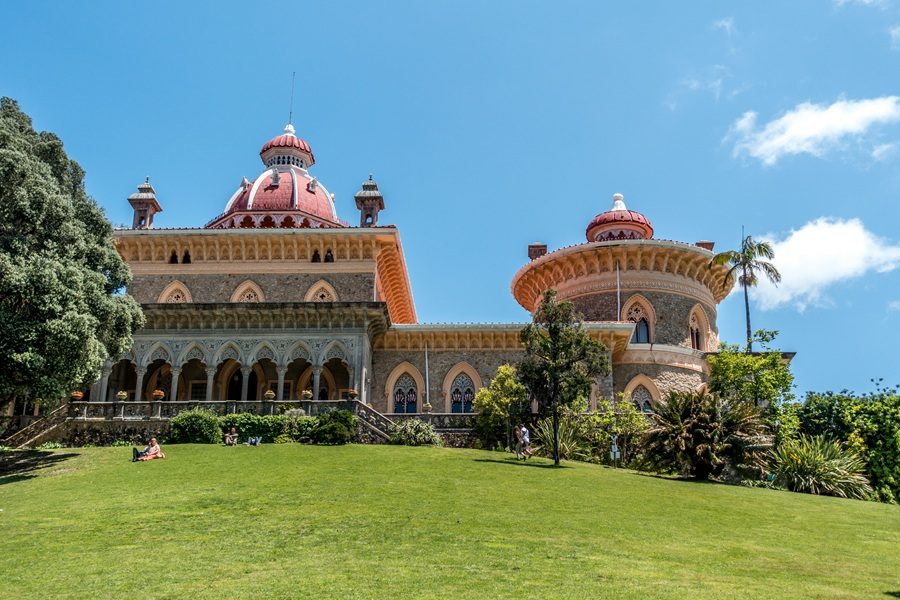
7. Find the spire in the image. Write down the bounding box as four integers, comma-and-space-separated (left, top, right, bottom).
284, 122, 296, 136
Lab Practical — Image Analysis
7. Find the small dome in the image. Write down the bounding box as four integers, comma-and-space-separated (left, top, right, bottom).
259, 123, 315, 168
585, 193, 653, 242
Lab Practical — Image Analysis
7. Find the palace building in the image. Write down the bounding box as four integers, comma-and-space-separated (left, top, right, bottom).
70, 122, 733, 436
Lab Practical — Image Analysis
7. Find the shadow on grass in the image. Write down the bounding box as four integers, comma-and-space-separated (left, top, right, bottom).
883, 592, 900, 598
0, 450, 79, 485
473, 457, 571, 469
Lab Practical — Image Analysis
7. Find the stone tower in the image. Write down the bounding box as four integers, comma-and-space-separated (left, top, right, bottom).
128, 177, 162, 229
354, 175, 384, 227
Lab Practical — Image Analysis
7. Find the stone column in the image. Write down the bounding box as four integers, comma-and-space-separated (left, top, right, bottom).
240, 366, 252, 402
134, 367, 146, 403
99, 364, 112, 403
205, 367, 216, 402
170, 368, 181, 402
277, 367, 287, 402
312, 366, 322, 401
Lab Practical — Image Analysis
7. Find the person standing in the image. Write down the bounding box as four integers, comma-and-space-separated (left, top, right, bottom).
520, 424, 532, 459
513, 423, 524, 459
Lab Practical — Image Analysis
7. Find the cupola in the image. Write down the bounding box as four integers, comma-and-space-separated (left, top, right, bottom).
585, 193, 654, 242
128, 177, 162, 229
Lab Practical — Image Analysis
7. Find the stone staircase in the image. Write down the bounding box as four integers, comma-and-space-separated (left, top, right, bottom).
1, 404, 70, 449
350, 401, 394, 443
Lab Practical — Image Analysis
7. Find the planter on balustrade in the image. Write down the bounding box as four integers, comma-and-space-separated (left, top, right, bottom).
264, 389, 276, 401
422, 402, 432, 413
301, 390, 313, 400
70, 390, 84, 401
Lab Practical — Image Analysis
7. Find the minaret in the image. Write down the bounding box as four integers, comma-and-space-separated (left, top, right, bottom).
354, 175, 384, 227
128, 177, 162, 229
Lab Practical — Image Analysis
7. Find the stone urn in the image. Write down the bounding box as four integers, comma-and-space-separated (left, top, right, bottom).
347, 389, 358, 400
70, 390, 84, 401
422, 402, 433, 413
152, 389, 165, 401
115, 390, 128, 401
301, 390, 313, 400
264, 389, 276, 401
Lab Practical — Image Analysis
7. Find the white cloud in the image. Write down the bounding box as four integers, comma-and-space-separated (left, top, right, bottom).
749, 218, 900, 311
872, 142, 898, 160
889, 300, 900, 311
728, 96, 900, 165
666, 65, 734, 110
835, 0, 887, 7
890, 25, 900, 49
712, 17, 735, 36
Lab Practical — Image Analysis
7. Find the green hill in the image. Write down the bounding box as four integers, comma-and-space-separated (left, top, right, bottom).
1, 444, 897, 599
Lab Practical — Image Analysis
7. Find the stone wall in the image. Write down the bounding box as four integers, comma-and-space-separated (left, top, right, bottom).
570, 291, 717, 348
65, 420, 171, 447
128, 273, 375, 304
613, 362, 704, 399
370, 349, 524, 414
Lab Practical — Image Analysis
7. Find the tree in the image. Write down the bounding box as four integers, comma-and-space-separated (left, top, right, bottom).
641, 390, 767, 480
0, 97, 143, 411
473, 364, 529, 450
710, 234, 781, 352
707, 330, 794, 408
518, 289, 610, 466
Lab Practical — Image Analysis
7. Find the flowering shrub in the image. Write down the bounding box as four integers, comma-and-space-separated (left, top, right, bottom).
390, 419, 442, 447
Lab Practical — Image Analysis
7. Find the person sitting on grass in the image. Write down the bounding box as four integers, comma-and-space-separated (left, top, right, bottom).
132, 438, 165, 462
244, 436, 261, 446
224, 427, 239, 446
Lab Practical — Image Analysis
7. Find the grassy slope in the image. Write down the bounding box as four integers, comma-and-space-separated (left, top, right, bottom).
0, 445, 898, 600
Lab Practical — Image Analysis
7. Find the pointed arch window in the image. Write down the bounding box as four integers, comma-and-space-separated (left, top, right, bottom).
632, 385, 653, 413
393, 374, 418, 414
304, 280, 339, 302
450, 373, 475, 413
627, 304, 651, 343
231, 281, 264, 303
690, 313, 703, 350
158, 281, 192, 304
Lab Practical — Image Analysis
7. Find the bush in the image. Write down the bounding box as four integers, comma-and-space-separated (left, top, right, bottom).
37, 441, 64, 450
110, 439, 132, 447
218, 413, 290, 443
641, 391, 767, 480
533, 416, 589, 461
291, 416, 317, 443
310, 410, 357, 445
169, 409, 221, 444
771, 435, 872, 500
390, 419, 442, 446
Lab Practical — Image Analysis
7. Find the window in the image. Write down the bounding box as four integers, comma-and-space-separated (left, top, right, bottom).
189, 381, 207, 401
169, 250, 178, 264
311, 249, 321, 263
632, 385, 653, 413
182, 250, 191, 264
324, 249, 334, 263
689, 311, 705, 351
450, 373, 475, 413
393, 374, 418, 413
626, 301, 652, 344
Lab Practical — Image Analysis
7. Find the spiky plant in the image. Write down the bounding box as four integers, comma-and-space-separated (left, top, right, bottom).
771, 435, 872, 500
641, 391, 767, 480
533, 415, 589, 462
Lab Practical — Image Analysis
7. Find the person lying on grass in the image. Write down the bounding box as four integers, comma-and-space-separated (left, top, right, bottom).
132, 438, 165, 462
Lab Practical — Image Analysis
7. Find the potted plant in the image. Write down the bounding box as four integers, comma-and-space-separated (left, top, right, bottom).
152, 389, 165, 400
422, 402, 433, 413
347, 388, 358, 400
264, 389, 276, 400
301, 390, 313, 400
70, 390, 84, 401
115, 390, 128, 401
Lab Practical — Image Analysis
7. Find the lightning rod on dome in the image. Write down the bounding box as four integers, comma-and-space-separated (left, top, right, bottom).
288, 71, 296, 127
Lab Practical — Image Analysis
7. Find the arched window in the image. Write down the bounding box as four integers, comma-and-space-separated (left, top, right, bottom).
158, 281, 192, 303
230, 281, 264, 303
450, 374, 475, 413
311, 249, 321, 263
688, 306, 709, 351
690, 313, 702, 350
392, 374, 418, 414
169, 250, 178, 264
626, 302, 652, 344
182, 250, 191, 264
304, 280, 339, 302
324, 249, 334, 263
632, 385, 653, 413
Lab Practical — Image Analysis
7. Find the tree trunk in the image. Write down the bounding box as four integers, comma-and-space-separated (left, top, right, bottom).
552, 404, 560, 466
743, 265, 753, 353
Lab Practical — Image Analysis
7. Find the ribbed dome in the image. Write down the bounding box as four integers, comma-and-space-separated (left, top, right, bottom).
585, 193, 653, 242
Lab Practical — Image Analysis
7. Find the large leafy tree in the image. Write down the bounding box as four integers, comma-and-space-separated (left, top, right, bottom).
710, 234, 781, 352
518, 289, 610, 466
473, 364, 529, 450
0, 98, 143, 410
708, 330, 794, 408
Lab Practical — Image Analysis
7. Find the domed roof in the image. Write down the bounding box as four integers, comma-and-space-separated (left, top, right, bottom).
205, 124, 343, 229
585, 193, 653, 242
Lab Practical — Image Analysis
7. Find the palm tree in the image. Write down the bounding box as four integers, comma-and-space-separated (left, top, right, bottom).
710, 234, 781, 352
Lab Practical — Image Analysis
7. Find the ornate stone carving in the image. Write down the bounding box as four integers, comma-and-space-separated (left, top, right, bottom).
149, 346, 171, 364
255, 346, 276, 362
185, 346, 205, 363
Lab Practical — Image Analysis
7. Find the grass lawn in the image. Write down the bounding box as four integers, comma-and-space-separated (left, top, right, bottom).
1, 444, 898, 599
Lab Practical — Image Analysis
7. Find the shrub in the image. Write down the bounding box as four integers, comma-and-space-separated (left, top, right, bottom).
273, 433, 294, 444
473, 364, 529, 449
291, 416, 317, 443
169, 409, 221, 444
310, 410, 357, 445
533, 416, 589, 461
641, 391, 767, 480
771, 435, 872, 500
218, 413, 291, 443
37, 441, 64, 450
110, 439, 132, 447
390, 419, 442, 446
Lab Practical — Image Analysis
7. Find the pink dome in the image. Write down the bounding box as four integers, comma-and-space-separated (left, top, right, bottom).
585, 193, 653, 242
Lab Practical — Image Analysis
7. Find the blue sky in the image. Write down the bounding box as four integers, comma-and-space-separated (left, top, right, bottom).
3, 1, 899, 396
